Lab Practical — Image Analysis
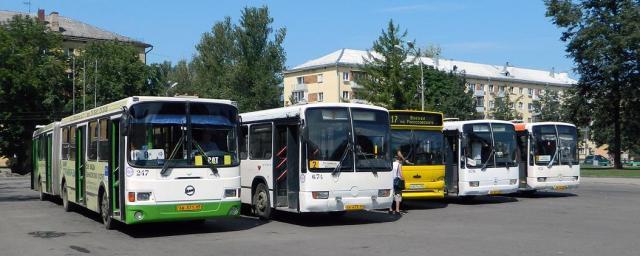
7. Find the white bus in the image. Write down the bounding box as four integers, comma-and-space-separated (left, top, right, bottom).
515, 122, 580, 192
443, 120, 519, 197
32, 96, 241, 229
239, 103, 393, 219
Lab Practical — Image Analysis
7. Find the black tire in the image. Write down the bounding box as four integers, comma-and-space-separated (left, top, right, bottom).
38, 177, 46, 201
252, 183, 272, 220
100, 190, 115, 230
62, 183, 72, 212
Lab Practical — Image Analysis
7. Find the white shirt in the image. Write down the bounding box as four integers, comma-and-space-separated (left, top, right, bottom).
392, 161, 403, 179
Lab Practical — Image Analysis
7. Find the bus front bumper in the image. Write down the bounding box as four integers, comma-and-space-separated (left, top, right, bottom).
523, 177, 579, 191
124, 200, 241, 224
298, 191, 393, 212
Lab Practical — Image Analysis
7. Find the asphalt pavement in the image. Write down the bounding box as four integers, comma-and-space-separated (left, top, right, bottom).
1, 176, 639, 256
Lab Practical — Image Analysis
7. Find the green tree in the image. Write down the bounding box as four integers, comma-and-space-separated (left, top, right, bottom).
531, 87, 563, 122
422, 68, 476, 120
193, 6, 286, 112
0, 15, 69, 173
491, 92, 522, 121
170, 60, 196, 96
148, 61, 173, 96
545, 0, 640, 168
76, 41, 152, 109
354, 20, 419, 109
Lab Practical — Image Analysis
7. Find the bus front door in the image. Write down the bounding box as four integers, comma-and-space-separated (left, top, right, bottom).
516, 131, 529, 189
108, 119, 123, 220
273, 124, 300, 210
76, 125, 87, 205
444, 130, 459, 195
286, 125, 300, 210
46, 133, 53, 193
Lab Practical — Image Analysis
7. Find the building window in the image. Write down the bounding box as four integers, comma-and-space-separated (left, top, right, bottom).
292, 91, 305, 102
476, 96, 484, 107
489, 100, 494, 109
249, 124, 272, 160
296, 77, 304, 85
489, 84, 494, 92
499, 86, 505, 93
528, 103, 533, 111
519, 87, 524, 94
317, 74, 323, 83
528, 88, 533, 96
342, 91, 350, 100
318, 92, 324, 102
518, 102, 523, 110
342, 72, 350, 81
467, 83, 474, 92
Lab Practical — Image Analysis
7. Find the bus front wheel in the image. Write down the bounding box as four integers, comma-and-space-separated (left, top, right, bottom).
62, 184, 72, 212
100, 191, 115, 230
253, 183, 271, 220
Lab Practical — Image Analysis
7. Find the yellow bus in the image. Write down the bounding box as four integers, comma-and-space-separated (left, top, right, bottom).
389, 110, 445, 199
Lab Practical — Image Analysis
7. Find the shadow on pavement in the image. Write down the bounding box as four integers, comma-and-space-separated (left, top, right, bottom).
444, 195, 519, 205
269, 210, 400, 227
0, 194, 40, 202
120, 216, 266, 238
402, 200, 449, 210
507, 191, 578, 199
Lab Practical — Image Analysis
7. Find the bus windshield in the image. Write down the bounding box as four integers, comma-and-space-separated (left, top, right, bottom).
463, 123, 517, 168
352, 109, 390, 170
127, 102, 238, 168
391, 130, 443, 166
533, 125, 578, 166
305, 108, 353, 171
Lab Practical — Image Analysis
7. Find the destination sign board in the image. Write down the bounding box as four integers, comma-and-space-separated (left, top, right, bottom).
389, 111, 443, 126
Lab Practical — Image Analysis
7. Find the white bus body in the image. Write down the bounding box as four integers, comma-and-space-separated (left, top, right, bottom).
443, 120, 520, 196
240, 103, 393, 218
516, 122, 580, 191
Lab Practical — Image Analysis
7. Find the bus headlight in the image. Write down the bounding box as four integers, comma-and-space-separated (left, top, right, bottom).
224, 189, 237, 198
312, 191, 329, 199
378, 189, 391, 197
136, 192, 152, 201
469, 181, 480, 187
538, 177, 547, 182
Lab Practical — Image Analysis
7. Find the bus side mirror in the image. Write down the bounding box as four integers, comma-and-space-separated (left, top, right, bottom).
121, 106, 130, 135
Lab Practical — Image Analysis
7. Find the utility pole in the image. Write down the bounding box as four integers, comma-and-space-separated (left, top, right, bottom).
72, 56, 75, 114
94, 59, 98, 108
83, 59, 86, 111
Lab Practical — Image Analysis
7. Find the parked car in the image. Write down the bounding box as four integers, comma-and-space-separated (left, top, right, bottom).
623, 160, 640, 167
584, 155, 611, 166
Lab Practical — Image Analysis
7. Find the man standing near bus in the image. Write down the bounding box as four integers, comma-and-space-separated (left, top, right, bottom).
390, 155, 404, 214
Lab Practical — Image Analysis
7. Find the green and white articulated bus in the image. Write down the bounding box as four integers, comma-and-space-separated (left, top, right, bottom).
32, 96, 241, 229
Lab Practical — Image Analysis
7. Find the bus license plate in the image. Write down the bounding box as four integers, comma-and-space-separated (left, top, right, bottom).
489, 190, 501, 195
345, 204, 365, 211
409, 184, 424, 190
176, 204, 203, 211
553, 185, 567, 191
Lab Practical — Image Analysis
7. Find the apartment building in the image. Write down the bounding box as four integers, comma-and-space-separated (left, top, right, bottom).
283, 48, 576, 123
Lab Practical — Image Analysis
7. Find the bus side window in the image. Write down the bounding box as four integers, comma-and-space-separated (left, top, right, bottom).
98, 119, 109, 161
61, 127, 69, 160
88, 120, 98, 161
69, 127, 76, 161
249, 124, 272, 160
239, 125, 248, 160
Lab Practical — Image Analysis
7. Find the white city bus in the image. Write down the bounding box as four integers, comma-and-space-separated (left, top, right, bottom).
239, 103, 393, 219
32, 96, 241, 229
515, 122, 580, 192
443, 120, 519, 197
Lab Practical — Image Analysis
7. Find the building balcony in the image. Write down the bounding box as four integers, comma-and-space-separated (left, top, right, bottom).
474, 90, 485, 97
293, 84, 308, 91
476, 106, 485, 113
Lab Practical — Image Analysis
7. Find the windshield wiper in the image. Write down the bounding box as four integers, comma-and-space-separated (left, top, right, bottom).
332, 141, 353, 176
160, 134, 186, 176
547, 145, 559, 168
480, 146, 495, 171
192, 140, 219, 176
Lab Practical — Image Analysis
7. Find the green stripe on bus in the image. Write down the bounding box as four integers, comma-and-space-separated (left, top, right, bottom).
124, 201, 241, 224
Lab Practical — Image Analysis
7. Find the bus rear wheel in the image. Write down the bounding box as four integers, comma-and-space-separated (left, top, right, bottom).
100, 191, 115, 230
253, 183, 271, 220
62, 184, 72, 212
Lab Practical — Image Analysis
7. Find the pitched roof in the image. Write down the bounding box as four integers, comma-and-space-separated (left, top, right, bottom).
0, 10, 151, 48
286, 48, 576, 87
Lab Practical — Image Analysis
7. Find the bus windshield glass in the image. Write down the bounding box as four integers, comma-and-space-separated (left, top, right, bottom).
305, 108, 353, 171
557, 126, 579, 165
492, 124, 518, 167
352, 109, 390, 171
127, 102, 238, 168
391, 130, 444, 165
532, 125, 558, 165
463, 123, 517, 168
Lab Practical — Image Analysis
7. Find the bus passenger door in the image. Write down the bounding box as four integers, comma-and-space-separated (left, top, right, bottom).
274, 126, 288, 207
76, 125, 87, 205
286, 125, 300, 210
516, 131, 529, 189
108, 119, 122, 220
443, 130, 459, 195
46, 133, 53, 193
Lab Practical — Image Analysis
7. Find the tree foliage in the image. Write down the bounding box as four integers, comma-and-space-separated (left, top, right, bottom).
545, 0, 640, 168
491, 92, 522, 121
0, 15, 69, 173
193, 6, 286, 112
422, 68, 476, 120
531, 87, 563, 122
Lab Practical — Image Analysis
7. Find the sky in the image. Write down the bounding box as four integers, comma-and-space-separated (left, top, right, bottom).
2, 0, 575, 76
